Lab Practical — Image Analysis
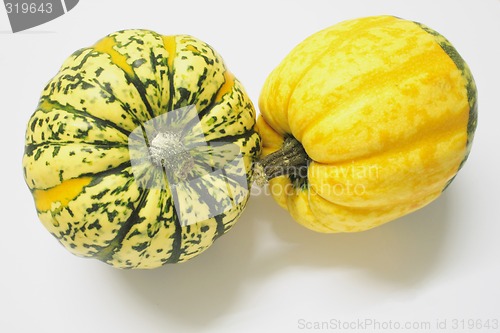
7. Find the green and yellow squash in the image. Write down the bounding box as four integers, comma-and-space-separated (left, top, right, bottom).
23, 30, 261, 268
257, 16, 477, 232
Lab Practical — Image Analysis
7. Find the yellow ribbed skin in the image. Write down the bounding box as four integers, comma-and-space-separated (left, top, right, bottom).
23, 30, 261, 268
258, 16, 477, 232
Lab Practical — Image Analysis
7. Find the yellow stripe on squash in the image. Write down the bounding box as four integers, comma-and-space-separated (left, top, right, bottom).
215, 71, 235, 102
33, 177, 92, 211
93, 36, 135, 77
162, 36, 177, 69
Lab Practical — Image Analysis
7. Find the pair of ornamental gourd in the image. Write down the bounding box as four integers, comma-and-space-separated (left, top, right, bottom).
23, 16, 477, 269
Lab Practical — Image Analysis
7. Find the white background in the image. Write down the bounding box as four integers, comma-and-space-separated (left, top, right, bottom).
1, 1, 499, 332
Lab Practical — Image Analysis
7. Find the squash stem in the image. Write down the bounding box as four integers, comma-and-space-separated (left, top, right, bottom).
254, 136, 310, 185
149, 130, 194, 180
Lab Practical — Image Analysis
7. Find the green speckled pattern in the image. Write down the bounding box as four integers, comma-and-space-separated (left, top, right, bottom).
23, 30, 261, 268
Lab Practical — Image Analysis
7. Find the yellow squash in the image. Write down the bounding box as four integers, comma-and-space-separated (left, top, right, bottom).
257, 16, 477, 232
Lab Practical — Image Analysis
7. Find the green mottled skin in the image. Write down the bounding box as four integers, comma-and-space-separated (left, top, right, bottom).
23, 30, 261, 269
